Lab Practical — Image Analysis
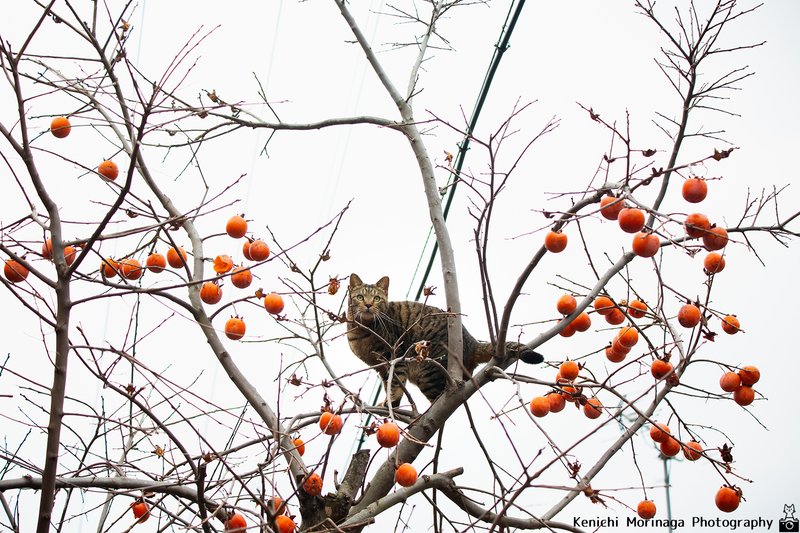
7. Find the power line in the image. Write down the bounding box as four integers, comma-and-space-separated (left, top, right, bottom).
413, 0, 528, 301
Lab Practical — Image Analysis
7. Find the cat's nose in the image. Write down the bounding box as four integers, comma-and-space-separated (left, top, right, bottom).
364, 303, 372, 309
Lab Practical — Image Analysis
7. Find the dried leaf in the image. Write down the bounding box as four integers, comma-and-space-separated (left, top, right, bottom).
719, 443, 734, 463
328, 277, 340, 295
568, 460, 581, 478
712, 148, 734, 161
583, 484, 606, 505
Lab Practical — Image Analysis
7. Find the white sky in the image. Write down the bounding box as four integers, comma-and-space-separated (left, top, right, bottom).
2, 1, 799, 531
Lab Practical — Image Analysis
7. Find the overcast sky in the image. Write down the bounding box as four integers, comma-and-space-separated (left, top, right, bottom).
3, 1, 800, 531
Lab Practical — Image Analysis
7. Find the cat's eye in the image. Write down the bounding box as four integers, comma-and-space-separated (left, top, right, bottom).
355, 294, 364, 301
373, 296, 382, 302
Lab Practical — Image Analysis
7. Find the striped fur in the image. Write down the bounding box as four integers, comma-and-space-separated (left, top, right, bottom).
346, 274, 543, 406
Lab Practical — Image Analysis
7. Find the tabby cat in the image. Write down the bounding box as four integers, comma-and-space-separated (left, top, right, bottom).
346, 274, 543, 406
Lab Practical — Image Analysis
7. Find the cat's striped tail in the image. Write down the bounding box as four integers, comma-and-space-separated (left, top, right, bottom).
472, 341, 543, 366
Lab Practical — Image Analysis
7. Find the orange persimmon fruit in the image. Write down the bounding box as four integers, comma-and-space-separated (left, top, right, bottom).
637, 500, 656, 520
605, 344, 627, 363
559, 360, 579, 381
738, 365, 760, 386
50, 116, 72, 138
593, 295, 614, 316
632, 232, 660, 258
650, 359, 673, 380
702, 226, 729, 251
166, 246, 188, 269
529, 396, 550, 418
627, 299, 648, 319
616, 326, 639, 348
704, 252, 726, 274
682, 177, 708, 203
395, 463, 418, 487
659, 437, 681, 457
319, 411, 343, 435
226, 215, 248, 239
100, 258, 119, 278
572, 312, 592, 332
130, 501, 150, 522
649, 423, 671, 443
98, 160, 119, 181
721, 315, 740, 335
547, 393, 566, 413
618, 207, 645, 233
230, 266, 253, 289
556, 294, 577, 315
264, 292, 285, 314
119, 258, 143, 280
293, 437, 305, 456
146, 253, 167, 273
200, 282, 223, 305
733, 385, 755, 406
64, 245, 77, 266
685, 212, 711, 238
303, 473, 323, 496
600, 195, 626, 220
604, 307, 626, 325
225, 512, 247, 531
683, 441, 703, 461
715, 486, 741, 513
719, 372, 741, 393
544, 230, 568, 253
583, 397, 603, 419
213, 254, 234, 274
677, 303, 701, 328
275, 514, 296, 533
376, 422, 401, 448
4, 259, 29, 283
248, 239, 270, 261
224, 317, 246, 340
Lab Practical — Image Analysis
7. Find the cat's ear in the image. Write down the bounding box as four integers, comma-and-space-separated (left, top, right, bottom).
349, 273, 363, 290
376, 276, 389, 292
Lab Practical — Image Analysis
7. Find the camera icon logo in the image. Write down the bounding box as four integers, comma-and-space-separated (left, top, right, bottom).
780, 504, 799, 532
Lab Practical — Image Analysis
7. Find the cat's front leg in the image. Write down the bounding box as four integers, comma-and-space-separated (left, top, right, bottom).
377, 359, 408, 408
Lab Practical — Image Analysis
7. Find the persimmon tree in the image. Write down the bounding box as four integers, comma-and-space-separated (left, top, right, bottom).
0, 1, 797, 532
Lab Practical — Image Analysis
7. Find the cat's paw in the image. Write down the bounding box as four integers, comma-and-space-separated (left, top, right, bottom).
377, 397, 402, 409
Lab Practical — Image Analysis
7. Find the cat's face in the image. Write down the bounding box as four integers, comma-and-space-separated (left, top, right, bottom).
348, 274, 389, 324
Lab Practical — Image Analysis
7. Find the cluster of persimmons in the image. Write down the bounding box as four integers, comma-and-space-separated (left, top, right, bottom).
535, 174, 752, 518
